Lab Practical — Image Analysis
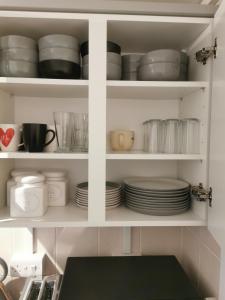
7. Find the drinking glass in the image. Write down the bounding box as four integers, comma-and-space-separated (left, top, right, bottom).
53, 112, 73, 153
181, 118, 200, 154
146, 119, 162, 153
143, 121, 149, 152
164, 119, 180, 153
71, 113, 88, 152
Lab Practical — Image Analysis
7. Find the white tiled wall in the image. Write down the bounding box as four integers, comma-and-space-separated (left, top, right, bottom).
0, 226, 221, 299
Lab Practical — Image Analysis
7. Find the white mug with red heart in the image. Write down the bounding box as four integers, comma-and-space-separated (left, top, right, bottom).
0, 124, 21, 152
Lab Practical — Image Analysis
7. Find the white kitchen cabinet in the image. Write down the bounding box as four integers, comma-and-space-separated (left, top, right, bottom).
0, 2, 224, 299
0, 4, 222, 236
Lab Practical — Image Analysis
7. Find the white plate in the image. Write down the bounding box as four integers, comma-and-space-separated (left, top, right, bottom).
124, 177, 189, 191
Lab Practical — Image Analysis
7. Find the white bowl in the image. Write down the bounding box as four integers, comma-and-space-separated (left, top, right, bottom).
0, 60, 37, 77
0, 35, 36, 49
140, 49, 181, 66
38, 34, 79, 50
39, 47, 80, 63
82, 53, 121, 66
107, 62, 121, 80
138, 62, 180, 81
0, 48, 38, 63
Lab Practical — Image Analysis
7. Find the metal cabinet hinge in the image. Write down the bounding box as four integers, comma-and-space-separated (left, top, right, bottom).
191, 183, 212, 207
195, 38, 217, 65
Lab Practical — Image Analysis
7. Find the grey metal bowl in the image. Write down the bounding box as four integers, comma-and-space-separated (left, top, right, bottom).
140, 49, 181, 66
39, 47, 80, 64
38, 34, 79, 50
107, 52, 121, 65
107, 62, 121, 80
82, 53, 121, 66
138, 62, 180, 81
0, 35, 36, 49
122, 72, 138, 80
122, 61, 140, 73
0, 48, 38, 63
0, 60, 37, 77
82, 64, 88, 79
122, 54, 143, 64
82, 62, 121, 80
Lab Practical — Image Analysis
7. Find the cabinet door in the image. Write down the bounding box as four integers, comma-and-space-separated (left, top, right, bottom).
208, 0, 225, 249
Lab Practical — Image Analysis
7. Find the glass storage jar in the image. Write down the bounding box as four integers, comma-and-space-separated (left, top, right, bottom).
10, 174, 48, 217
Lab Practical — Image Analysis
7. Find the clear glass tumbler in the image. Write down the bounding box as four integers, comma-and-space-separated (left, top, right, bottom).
53, 112, 73, 153
71, 113, 88, 152
146, 119, 162, 153
181, 118, 200, 154
143, 121, 149, 152
164, 119, 180, 153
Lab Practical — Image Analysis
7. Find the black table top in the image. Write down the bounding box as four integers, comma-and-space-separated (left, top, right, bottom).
59, 255, 203, 300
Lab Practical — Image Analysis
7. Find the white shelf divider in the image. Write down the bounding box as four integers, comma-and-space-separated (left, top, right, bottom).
0, 78, 88, 98
107, 81, 208, 100
0, 152, 88, 160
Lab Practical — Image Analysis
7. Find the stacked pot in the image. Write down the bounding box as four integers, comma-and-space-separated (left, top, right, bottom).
0, 35, 38, 77
38, 34, 81, 79
81, 41, 121, 80
122, 54, 143, 80
138, 49, 189, 81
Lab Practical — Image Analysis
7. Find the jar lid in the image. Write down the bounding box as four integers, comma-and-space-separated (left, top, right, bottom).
11, 169, 38, 177
15, 174, 45, 184
42, 171, 66, 178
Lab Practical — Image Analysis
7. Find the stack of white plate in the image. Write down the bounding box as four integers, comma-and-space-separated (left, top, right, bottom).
0, 35, 38, 77
124, 177, 191, 216
74, 181, 122, 209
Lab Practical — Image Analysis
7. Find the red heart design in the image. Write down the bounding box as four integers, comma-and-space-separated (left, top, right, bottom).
0, 128, 15, 147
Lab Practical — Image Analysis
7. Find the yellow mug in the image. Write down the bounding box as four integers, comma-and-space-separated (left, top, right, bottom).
110, 130, 135, 151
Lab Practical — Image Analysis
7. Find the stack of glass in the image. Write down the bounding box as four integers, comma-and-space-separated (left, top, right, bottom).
53, 112, 88, 153
143, 118, 200, 154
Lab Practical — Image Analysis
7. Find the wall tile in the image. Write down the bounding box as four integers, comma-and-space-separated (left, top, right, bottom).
99, 228, 122, 256
56, 228, 98, 273
181, 227, 200, 289
131, 227, 141, 255
141, 227, 182, 261
199, 227, 221, 258
198, 243, 220, 298
35, 228, 57, 275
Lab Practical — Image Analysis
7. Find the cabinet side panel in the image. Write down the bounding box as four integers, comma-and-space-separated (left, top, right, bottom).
0, 91, 14, 208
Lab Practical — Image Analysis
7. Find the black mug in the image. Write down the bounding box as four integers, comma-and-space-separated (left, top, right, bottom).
22, 123, 55, 152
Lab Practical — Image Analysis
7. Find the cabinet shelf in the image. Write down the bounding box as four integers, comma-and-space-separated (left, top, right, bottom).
0, 152, 88, 160
0, 203, 88, 228
0, 204, 206, 227
106, 206, 206, 227
0, 78, 88, 98
107, 152, 204, 160
107, 81, 208, 100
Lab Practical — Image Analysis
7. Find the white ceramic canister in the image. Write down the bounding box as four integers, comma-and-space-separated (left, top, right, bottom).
42, 171, 68, 206
7, 169, 39, 207
10, 174, 48, 217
